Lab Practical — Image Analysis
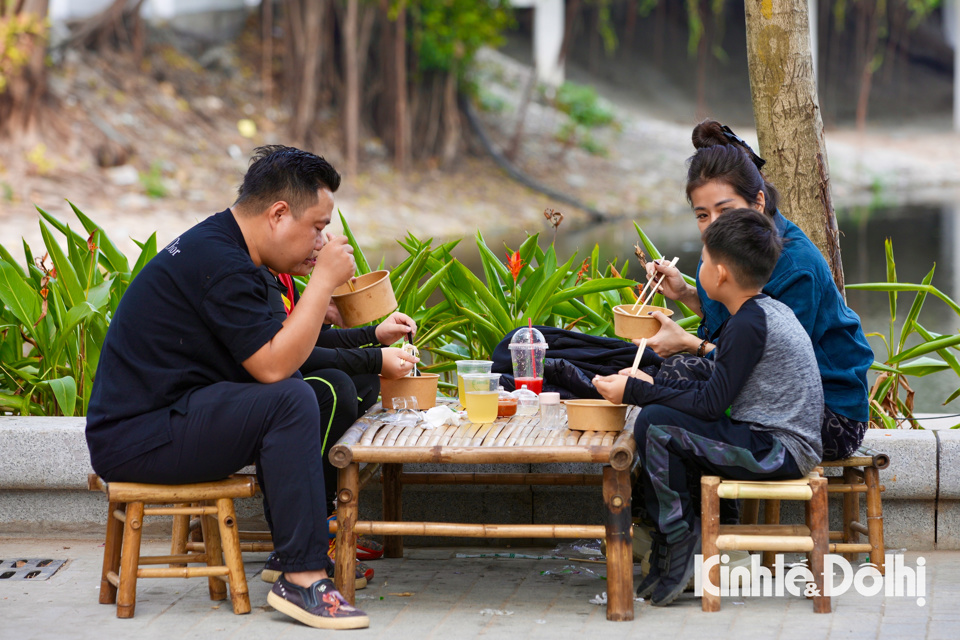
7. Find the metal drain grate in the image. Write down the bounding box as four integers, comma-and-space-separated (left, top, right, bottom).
0, 558, 68, 581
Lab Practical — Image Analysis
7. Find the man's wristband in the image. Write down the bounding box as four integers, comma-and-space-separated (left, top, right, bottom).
697, 339, 708, 357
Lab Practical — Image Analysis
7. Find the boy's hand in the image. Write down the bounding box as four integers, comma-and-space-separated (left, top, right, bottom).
644, 312, 701, 357
376, 312, 417, 344
592, 374, 629, 405
380, 347, 419, 379
324, 300, 345, 326
616, 368, 654, 383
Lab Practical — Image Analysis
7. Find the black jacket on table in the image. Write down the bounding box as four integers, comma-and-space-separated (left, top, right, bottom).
260, 267, 384, 376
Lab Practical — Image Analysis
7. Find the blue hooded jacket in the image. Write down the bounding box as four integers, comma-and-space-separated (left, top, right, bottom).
697, 211, 873, 422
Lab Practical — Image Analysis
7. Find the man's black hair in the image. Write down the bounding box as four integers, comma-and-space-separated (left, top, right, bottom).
701, 208, 782, 289
234, 145, 341, 216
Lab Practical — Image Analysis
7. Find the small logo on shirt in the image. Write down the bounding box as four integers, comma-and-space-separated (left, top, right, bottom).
165, 238, 181, 256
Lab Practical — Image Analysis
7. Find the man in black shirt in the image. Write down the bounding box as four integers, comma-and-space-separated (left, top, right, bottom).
86, 146, 379, 629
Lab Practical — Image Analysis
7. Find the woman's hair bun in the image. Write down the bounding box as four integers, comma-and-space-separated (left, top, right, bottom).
691, 119, 728, 150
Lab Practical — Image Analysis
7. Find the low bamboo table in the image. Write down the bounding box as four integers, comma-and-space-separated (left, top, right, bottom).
329, 401, 639, 621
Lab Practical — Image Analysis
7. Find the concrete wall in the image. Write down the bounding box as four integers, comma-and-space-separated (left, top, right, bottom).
2, 417, 956, 551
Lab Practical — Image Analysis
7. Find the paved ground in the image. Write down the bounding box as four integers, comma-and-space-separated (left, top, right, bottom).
1, 537, 954, 640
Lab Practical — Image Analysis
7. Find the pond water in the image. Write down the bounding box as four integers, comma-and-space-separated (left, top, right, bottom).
453, 200, 960, 416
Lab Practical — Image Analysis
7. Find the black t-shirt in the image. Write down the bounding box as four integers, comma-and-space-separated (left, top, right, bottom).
86, 209, 283, 473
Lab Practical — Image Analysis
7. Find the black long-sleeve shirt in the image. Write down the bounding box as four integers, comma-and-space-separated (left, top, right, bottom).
624, 295, 823, 474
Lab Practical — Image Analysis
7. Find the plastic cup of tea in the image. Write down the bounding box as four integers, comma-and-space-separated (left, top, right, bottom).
456, 360, 493, 404
461, 372, 501, 423
508, 327, 547, 394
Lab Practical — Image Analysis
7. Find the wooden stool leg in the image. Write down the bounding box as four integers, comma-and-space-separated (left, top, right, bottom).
741, 498, 760, 526
841, 468, 859, 564
603, 466, 634, 621
200, 503, 227, 601
116, 501, 144, 619
761, 499, 781, 571
808, 476, 831, 613
216, 497, 251, 614
99, 501, 125, 605
382, 463, 403, 558
701, 476, 721, 612
864, 466, 886, 576
170, 503, 190, 567
335, 463, 360, 605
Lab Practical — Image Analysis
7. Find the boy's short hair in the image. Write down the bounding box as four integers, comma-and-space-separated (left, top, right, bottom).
701, 208, 782, 289
234, 145, 341, 217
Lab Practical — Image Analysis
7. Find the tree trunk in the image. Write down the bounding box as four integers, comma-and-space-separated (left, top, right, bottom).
343, 0, 359, 177
285, 0, 325, 147
744, 0, 845, 293
0, 0, 50, 139
262, 0, 274, 106
394, 0, 409, 171
440, 65, 460, 168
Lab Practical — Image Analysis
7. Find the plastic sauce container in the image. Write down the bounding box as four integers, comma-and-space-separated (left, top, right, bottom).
539, 392, 561, 430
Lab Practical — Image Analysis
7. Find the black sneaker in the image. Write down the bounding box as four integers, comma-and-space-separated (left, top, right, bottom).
636, 532, 668, 599
268, 575, 370, 630
650, 525, 701, 607
261, 553, 368, 590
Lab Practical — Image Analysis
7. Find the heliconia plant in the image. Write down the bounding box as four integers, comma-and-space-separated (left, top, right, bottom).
0, 203, 157, 416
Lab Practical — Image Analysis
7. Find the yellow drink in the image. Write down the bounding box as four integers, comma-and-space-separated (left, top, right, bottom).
466, 391, 499, 423
458, 375, 466, 404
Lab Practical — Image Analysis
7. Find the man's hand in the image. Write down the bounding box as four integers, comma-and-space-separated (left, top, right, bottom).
310, 234, 355, 292
644, 311, 701, 357
376, 312, 417, 345
593, 374, 628, 405
380, 347, 420, 379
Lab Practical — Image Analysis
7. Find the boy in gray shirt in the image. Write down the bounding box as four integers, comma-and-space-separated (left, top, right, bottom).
594, 208, 823, 607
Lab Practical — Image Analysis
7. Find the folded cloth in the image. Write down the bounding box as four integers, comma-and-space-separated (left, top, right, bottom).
491, 326, 664, 398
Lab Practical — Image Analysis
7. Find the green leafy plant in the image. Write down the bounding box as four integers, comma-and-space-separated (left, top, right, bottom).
0, 203, 157, 416
140, 162, 168, 199
846, 239, 960, 429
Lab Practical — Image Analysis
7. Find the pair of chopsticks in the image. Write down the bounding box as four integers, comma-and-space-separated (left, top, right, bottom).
630, 256, 679, 315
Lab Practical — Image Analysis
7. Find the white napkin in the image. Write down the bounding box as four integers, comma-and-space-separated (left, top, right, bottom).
422, 405, 463, 429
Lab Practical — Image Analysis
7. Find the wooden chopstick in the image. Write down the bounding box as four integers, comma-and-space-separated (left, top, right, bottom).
629, 338, 648, 377
632, 257, 678, 316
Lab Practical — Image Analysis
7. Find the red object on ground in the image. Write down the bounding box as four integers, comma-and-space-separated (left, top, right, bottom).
514, 377, 543, 394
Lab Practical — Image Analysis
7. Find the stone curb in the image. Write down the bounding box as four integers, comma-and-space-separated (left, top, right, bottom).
1, 418, 956, 549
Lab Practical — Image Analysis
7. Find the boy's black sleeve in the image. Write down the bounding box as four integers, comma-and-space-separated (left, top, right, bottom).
316, 325, 381, 349
300, 345, 383, 377
622, 303, 768, 420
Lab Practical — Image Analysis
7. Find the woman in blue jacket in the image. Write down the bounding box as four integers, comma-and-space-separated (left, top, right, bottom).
644, 120, 874, 460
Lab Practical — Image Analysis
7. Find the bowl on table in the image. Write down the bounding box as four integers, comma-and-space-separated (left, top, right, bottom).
564, 398, 629, 432
379, 373, 440, 410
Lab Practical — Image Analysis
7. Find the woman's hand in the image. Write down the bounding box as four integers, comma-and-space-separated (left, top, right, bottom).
376, 312, 418, 345
644, 311, 701, 357
380, 347, 420, 379
645, 259, 688, 301
644, 260, 701, 314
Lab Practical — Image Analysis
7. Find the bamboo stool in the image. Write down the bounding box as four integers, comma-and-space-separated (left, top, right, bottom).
821, 447, 888, 574
88, 474, 256, 618
746, 446, 889, 575
701, 473, 830, 613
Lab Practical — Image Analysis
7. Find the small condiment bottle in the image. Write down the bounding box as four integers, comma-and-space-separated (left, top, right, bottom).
512, 385, 539, 416
538, 392, 561, 430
